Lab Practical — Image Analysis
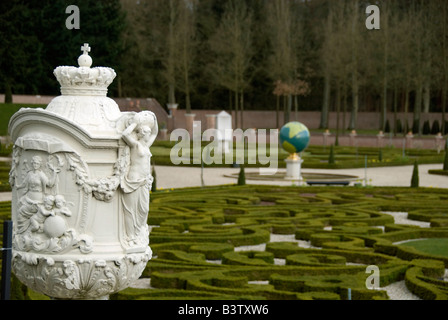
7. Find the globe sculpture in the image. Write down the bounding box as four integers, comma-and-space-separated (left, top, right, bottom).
280, 122, 310, 155
279, 122, 310, 181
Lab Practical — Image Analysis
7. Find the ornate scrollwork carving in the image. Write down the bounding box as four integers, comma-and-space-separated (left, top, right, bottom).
12, 248, 151, 300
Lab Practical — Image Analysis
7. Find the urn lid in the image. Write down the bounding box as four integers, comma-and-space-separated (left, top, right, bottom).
53, 43, 116, 96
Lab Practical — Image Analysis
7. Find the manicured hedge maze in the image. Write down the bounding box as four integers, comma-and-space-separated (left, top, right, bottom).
0, 162, 11, 192
2, 185, 448, 300
114, 185, 448, 300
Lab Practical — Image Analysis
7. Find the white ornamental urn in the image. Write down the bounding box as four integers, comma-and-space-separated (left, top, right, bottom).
8, 44, 156, 300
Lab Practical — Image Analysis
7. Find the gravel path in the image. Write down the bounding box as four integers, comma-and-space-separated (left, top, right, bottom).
154, 164, 448, 190
382, 211, 431, 228
381, 281, 422, 300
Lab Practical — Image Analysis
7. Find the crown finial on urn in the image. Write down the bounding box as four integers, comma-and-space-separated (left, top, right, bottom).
78, 43, 92, 68
53, 43, 116, 96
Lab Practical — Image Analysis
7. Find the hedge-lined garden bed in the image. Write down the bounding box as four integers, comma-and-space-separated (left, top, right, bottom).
151, 141, 445, 169
2, 185, 448, 300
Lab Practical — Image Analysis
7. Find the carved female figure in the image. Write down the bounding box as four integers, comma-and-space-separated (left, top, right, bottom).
17, 156, 59, 202
120, 112, 158, 246
16, 156, 59, 234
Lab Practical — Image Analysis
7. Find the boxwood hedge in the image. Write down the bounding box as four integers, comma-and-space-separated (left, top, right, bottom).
3, 185, 448, 300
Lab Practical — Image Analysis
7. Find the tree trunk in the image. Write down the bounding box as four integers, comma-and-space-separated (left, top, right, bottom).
240, 90, 244, 129
335, 84, 341, 146
4, 81, 12, 104
423, 81, 430, 114
276, 95, 280, 128
117, 75, 122, 98
442, 86, 447, 134
393, 86, 398, 136
285, 94, 292, 124
234, 90, 239, 128
184, 46, 191, 114
414, 83, 423, 135
229, 90, 233, 118
404, 86, 410, 134
168, 83, 176, 105
381, 84, 387, 131
320, 71, 331, 129
349, 0, 359, 131
294, 95, 298, 121
343, 83, 347, 131
349, 73, 359, 130
443, 1, 448, 134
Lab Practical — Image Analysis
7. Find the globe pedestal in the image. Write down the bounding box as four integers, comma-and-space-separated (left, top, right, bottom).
284, 154, 304, 182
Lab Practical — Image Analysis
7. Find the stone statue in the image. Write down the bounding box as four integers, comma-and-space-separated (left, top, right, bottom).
120, 112, 158, 247
9, 43, 153, 300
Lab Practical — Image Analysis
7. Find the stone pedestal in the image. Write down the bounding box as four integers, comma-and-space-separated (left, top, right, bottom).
323, 130, 331, 148
185, 113, 196, 137
216, 111, 232, 154
377, 131, 385, 148
349, 130, 357, 147
406, 132, 414, 149
8, 44, 155, 300
167, 103, 178, 131
206, 114, 217, 130
204, 114, 217, 141
159, 128, 168, 140
435, 133, 443, 154
285, 154, 303, 181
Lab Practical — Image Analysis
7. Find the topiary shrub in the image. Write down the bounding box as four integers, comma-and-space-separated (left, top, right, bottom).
444, 151, 448, 171
237, 165, 246, 186
151, 166, 157, 193
384, 120, 391, 133
431, 120, 440, 135
412, 120, 420, 134
328, 145, 335, 165
422, 120, 431, 135
411, 160, 419, 188
395, 119, 403, 134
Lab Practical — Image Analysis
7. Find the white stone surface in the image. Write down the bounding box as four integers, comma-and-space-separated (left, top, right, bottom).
285, 157, 303, 181
216, 111, 232, 154
8, 44, 155, 300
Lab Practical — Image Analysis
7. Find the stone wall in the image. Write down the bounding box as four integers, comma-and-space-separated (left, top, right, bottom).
171, 109, 446, 131
3, 94, 446, 136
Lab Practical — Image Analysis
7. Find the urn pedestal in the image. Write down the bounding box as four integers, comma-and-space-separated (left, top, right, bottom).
8, 44, 156, 300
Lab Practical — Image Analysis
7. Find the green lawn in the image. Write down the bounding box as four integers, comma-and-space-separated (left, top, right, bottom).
0, 103, 46, 136
400, 238, 448, 258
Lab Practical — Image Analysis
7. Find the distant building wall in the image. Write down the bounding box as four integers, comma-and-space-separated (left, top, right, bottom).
172, 109, 446, 132
2, 94, 446, 133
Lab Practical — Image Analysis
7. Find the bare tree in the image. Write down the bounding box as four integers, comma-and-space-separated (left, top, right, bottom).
208, 0, 253, 128
176, 0, 198, 114
348, 0, 364, 130
319, 2, 333, 130
266, 0, 305, 125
